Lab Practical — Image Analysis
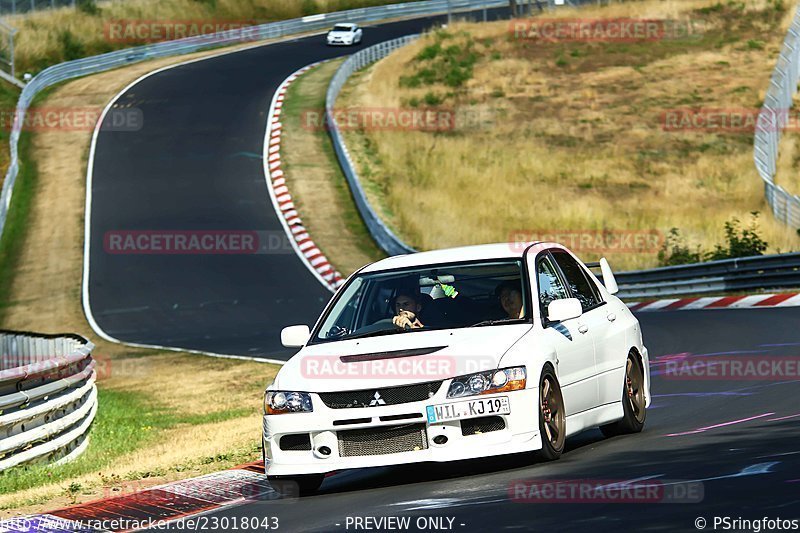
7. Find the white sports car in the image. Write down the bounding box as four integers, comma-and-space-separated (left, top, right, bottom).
264, 242, 650, 494
326, 23, 363, 46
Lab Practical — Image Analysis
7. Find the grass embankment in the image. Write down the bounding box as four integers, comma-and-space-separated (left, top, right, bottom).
4, 0, 424, 75
0, 49, 282, 516
338, 0, 800, 270
281, 60, 385, 275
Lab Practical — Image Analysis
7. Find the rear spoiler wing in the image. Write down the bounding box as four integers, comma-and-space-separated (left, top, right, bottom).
584, 258, 619, 295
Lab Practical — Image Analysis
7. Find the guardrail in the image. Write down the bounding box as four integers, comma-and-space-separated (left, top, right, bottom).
0, 331, 96, 472
0, 0, 516, 243
753, 3, 800, 229
326, 35, 422, 256
612, 252, 800, 299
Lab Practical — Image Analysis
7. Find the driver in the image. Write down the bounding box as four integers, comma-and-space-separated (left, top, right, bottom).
391, 290, 425, 330
495, 280, 524, 319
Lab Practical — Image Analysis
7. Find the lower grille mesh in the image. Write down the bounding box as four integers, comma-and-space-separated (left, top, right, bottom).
338, 423, 428, 457
461, 416, 506, 436
279, 434, 312, 451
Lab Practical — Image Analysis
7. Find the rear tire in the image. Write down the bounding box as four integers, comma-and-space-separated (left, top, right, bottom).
268, 474, 325, 497
537, 367, 566, 461
600, 351, 646, 438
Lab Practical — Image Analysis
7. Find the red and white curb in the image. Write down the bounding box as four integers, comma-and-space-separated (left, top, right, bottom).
626, 292, 800, 312
0, 462, 275, 532
263, 62, 345, 292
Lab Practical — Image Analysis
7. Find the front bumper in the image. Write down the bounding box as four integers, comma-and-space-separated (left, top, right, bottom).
263, 388, 540, 476
327, 38, 353, 45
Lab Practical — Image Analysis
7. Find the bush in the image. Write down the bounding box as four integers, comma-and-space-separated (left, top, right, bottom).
76, 0, 100, 15
658, 228, 702, 266
658, 213, 769, 266
401, 31, 479, 91
301, 0, 317, 16
423, 92, 442, 106
59, 31, 86, 62
706, 212, 768, 260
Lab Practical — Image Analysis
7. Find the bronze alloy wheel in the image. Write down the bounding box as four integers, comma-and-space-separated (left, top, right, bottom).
540, 373, 566, 452
625, 355, 646, 424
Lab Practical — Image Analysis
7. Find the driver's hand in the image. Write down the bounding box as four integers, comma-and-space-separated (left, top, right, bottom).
393, 310, 423, 330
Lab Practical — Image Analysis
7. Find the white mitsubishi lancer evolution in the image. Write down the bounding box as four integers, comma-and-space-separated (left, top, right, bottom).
263, 242, 650, 494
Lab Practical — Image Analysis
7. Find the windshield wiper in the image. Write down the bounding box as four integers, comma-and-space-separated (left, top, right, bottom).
343, 328, 407, 341
468, 318, 526, 328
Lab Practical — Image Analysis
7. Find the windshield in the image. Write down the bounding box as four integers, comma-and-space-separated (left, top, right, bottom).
332, 25, 353, 32
311, 260, 528, 343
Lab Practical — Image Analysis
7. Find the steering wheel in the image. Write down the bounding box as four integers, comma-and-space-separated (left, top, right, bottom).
326, 325, 350, 339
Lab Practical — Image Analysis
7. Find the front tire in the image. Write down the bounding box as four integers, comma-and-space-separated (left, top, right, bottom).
268, 474, 325, 497
601, 351, 646, 437
537, 367, 566, 461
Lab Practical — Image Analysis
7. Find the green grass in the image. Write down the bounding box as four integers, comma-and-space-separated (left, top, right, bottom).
0, 131, 35, 326
0, 388, 251, 500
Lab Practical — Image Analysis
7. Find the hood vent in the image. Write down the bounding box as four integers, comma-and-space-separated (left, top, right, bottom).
340, 346, 447, 363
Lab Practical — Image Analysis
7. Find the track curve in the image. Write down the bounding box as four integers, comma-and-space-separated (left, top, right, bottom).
86, 9, 508, 360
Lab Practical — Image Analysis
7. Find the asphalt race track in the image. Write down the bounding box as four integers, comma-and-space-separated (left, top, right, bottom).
86, 8, 509, 360
152, 308, 800, 531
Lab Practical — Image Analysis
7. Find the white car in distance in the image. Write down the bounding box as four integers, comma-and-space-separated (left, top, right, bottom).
326, 23, 363, 46
264, 242, 651, 495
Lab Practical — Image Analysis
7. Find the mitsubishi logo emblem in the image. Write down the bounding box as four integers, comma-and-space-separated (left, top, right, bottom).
369, 391, 386, 406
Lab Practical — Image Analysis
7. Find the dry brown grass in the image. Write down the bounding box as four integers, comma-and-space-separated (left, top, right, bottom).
0, 45, 282, 515
281, 59, 385, 275
339, 0, 800, 270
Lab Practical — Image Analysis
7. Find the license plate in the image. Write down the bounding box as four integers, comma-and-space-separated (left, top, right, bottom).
426, 396, 510, 423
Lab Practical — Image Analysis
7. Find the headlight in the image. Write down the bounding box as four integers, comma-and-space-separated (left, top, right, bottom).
447, 367, 526, 398
264, 391, 313, 414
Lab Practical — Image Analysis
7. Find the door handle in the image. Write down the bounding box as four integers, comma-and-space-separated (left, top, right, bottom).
607, 313, 616, 322
578, 324, 589, 334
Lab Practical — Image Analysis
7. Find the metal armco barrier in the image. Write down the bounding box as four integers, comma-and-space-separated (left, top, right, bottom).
0, 0, 515, 242
326, 35, 421, 256
754, 3, 800, 229
0, 331, 96, 472
613, 252, 800, 299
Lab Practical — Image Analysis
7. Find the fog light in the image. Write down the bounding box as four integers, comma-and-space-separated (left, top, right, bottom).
318, 446, 331, 456
433, 435, 448, 445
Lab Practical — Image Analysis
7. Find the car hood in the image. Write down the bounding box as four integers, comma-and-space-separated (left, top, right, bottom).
327, 31, 352, 37
272, 324, 532, 393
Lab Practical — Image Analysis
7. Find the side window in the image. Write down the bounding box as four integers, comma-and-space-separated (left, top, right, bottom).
537, 255, 568, 312
551, 251, 602, 312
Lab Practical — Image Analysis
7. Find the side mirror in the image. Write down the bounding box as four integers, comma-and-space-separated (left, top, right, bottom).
547, 298, 582, 322
281, 325, 310, 348
599, 257, 619, 295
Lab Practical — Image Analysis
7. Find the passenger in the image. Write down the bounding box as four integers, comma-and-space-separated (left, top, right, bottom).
391, 290, 425, 330
495, 280, 524, 319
